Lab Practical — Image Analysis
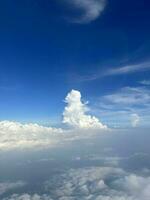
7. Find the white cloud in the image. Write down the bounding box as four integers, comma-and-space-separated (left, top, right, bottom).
104, 87, 150, 105
93, 86, 150, 128
65, 0, 107, 23
0, 121, 107, 151
0, 121, 63, 151
131, 113, 140, 127
0, 90, 108, 151
105, 62, 150, 76
112, 174, 150, 199
0, 181, 26, 196
63, 89, 107, 129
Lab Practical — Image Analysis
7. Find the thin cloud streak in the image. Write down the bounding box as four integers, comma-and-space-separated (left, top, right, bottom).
105, 62, 150, 76
140, 80, 150, 85
93, 86, 150, 128
77, 62, 150, 82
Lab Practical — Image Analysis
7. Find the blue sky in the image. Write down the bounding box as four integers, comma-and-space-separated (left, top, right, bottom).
0, 0, 150, 128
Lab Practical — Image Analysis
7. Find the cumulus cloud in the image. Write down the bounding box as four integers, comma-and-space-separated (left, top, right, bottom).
0, 121, 63, 151
3, 194, 53, 200
3, 166, 150, 200
45, 166, 124, 198
65, 0, 107, 24
0, 90, 108, 150
63, 89, 107, 129
131, 113, 140, 127
0, 181, 26, 196
0, 121, 106, 151
44, 166, 150, 200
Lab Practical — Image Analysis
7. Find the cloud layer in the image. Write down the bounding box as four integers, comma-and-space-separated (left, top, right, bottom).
65, 0, 107, 23
63, 89, 107, 129
2, 164, 150, 200
0, 121, 63, 151
0, 181, 26, 196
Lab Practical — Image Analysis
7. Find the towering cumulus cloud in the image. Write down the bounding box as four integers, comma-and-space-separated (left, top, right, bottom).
0, 90, 107, 151
63, 90, 107, 129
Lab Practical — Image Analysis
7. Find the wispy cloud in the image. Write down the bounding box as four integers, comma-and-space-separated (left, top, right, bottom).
64, 0, 107, 24
139, 80, 150, 85
77, 62, 150, 82
105, 62, 150, 76
103, 87, 150, 105
94, 86, 150, 128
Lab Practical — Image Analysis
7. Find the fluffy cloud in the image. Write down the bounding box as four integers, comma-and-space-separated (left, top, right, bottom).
45, 166, 124, 199
131, 113, 140, 127
44, 166, 150, 200
0, 90, 108, 150
0, 181, 25, 196
3, 166, 150, 200
0, 121, 63, 151
2, 194, 53, 200
63, 90, 107, 129
65, 0, 107, 23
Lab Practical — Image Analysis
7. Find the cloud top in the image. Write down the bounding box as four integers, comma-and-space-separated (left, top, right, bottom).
63, 89, 107, 129
0, 90, 108, 151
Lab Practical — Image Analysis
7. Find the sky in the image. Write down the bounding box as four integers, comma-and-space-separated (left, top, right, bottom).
0, 0, 150, 128
1, 1, 150, 200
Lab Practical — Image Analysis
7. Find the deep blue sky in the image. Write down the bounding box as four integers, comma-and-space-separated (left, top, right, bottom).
0, 0, 150, 127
